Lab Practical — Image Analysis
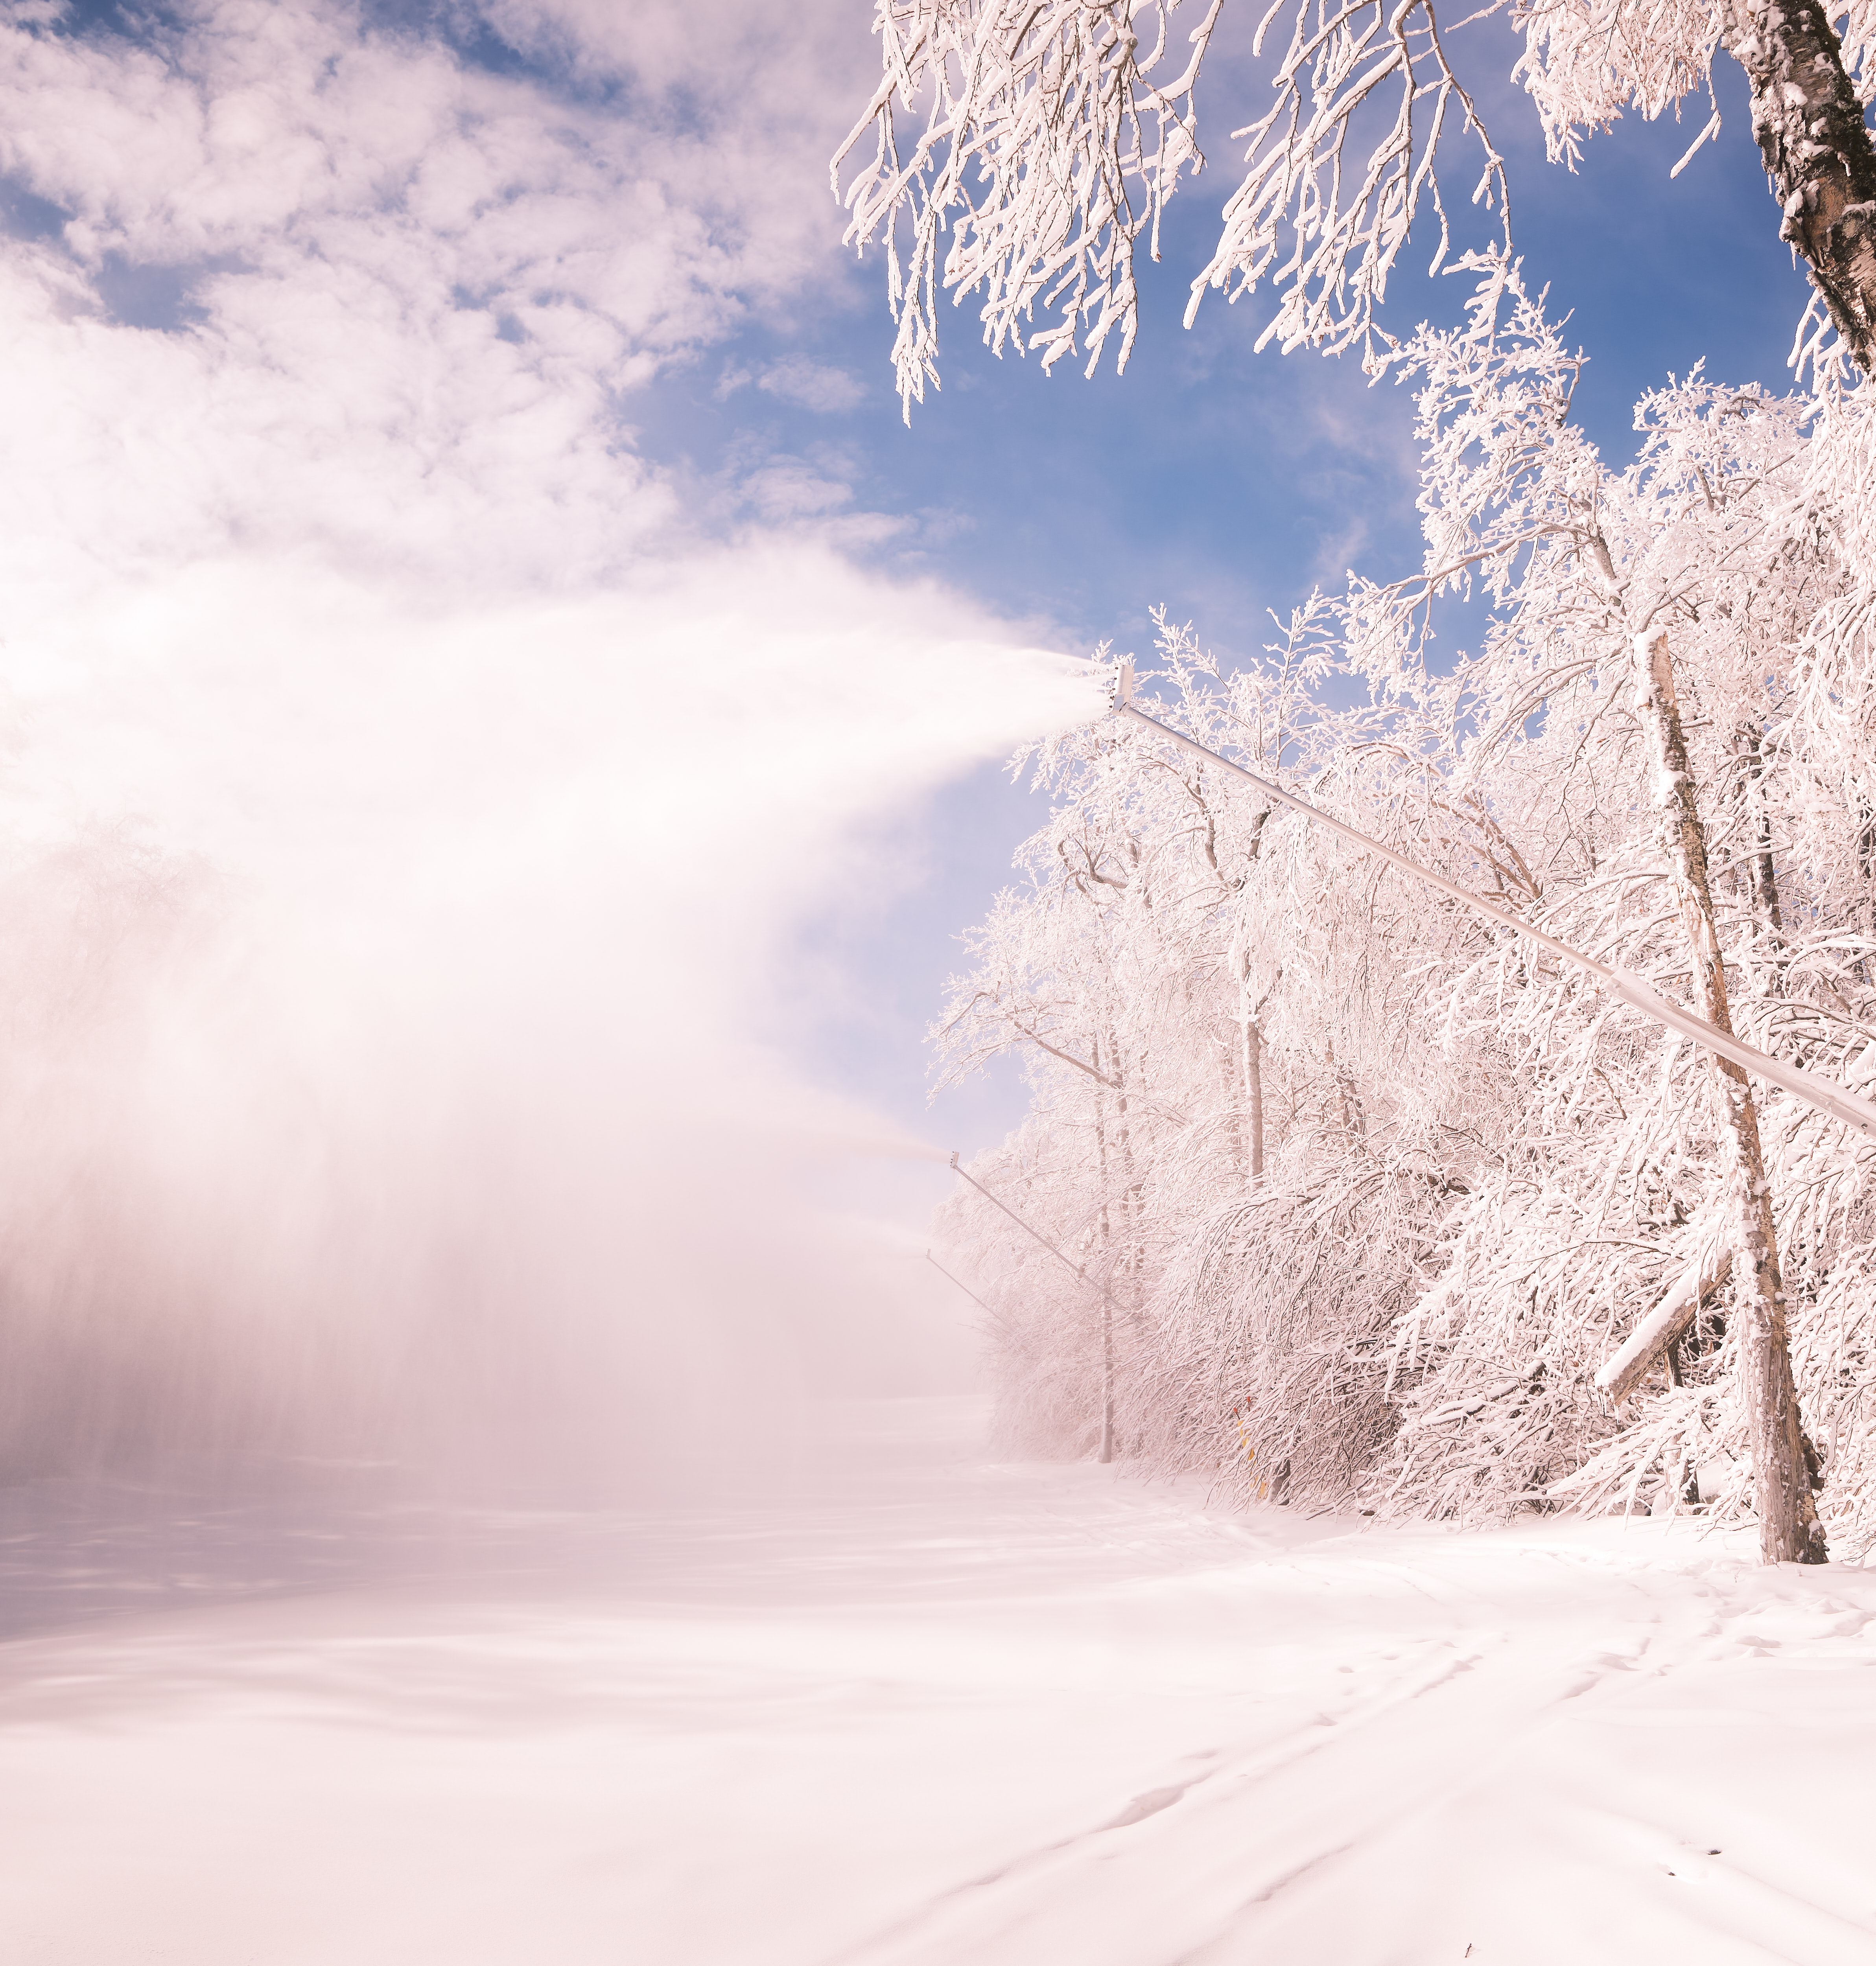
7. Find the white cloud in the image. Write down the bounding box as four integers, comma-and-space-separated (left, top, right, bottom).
0, 0, 885, 596
758, 355, 867, 412
741, 455, 855, 519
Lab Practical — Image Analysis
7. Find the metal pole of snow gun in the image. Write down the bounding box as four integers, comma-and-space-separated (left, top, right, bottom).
946, 1153, 1128, 1314
927, 1247, 1047, 1351
948, 1151, 1124, 1464
925, 1249, 1000, 1321
1104, 659, 1876, 1143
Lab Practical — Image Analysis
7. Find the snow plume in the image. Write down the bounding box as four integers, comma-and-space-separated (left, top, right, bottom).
0, 3, 1105, 1492
0, 561, 1098, 1493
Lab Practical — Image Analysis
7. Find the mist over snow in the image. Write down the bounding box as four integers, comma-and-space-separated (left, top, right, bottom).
0, 0, 1104, 1491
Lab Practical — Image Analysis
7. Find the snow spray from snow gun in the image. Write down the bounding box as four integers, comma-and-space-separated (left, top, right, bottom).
1105, 659, 1876, 1144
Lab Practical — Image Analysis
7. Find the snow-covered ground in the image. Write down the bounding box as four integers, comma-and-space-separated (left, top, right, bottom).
2, 1397, 1874, 1964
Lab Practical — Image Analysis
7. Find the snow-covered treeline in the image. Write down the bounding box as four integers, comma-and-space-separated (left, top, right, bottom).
938, 265, 1876, 1555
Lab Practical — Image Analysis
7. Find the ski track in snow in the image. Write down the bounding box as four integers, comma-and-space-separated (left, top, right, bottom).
1, 1397, 1874, 1964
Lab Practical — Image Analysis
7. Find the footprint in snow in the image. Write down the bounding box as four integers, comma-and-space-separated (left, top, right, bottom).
1102, 1785, 1189, 1830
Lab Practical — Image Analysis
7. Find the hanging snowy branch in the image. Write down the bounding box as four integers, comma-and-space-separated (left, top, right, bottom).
838, 0, 1876, 398
832, 0, 1224, 417
1189, 0, 1508, 360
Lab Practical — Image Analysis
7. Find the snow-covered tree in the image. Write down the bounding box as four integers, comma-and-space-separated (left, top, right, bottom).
833, 0, 1876, 412
935, 265, 1876, 1562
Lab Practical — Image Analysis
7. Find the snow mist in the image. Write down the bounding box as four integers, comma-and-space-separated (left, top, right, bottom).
0, 552, 1101, 1498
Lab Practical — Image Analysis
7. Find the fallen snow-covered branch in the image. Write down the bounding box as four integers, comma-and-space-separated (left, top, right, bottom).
1595, 1246, 1732, 1408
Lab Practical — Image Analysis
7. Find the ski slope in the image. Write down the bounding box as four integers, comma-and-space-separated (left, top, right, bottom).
2, 1397, 1873, 1964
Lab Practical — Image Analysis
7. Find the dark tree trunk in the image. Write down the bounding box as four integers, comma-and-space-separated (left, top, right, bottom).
1727, 0, 1876, 374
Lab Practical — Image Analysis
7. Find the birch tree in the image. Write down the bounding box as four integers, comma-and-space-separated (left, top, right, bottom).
1633, 624, 1824, 1559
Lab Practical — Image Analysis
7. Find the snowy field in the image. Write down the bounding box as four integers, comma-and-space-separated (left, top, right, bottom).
3, 1396, 1874, 1965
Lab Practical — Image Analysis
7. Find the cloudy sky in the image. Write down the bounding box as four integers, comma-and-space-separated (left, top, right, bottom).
0, 0, 1819, 1465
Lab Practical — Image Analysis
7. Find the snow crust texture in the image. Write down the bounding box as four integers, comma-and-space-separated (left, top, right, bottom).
2, 1397, 1873, 1964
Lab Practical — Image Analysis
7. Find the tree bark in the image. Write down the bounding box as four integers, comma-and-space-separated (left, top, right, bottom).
1325, 1031, 1363, 1141
1239, 952, 1265, 1185
1245, 1018, 1265, 1180
1110, 1037, 1140, 1462
1725, 0, 1876, 375
1733, 724, 1786, 936
1633, 628, 1826, 1564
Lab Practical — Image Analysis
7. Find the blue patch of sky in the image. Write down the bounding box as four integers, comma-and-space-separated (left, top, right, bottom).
0, 179, 68, 242
364, 0, 537, 78
92, 251, 216, 331
44, 0, 173, 38
0, 189, 236, 330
